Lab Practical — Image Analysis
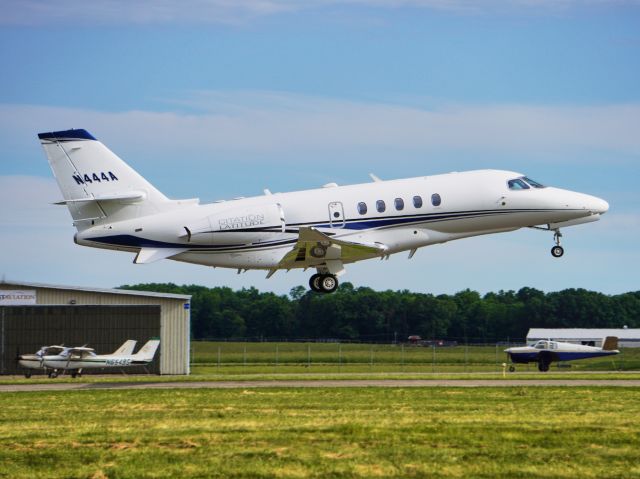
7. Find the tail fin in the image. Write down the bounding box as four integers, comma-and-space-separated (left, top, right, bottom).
38, 129, 170, 227
133, 339, 160, 361
602, 336, 618, 351
112, 340, 137, 356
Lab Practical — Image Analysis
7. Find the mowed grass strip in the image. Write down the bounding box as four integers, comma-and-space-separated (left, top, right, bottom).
2, 387, 640, 478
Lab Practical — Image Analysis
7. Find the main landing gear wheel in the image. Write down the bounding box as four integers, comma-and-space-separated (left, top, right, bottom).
309, 273, 339, 294
24, 370, 32, 379
508, 365, 516, 373
309, 274, 322, 292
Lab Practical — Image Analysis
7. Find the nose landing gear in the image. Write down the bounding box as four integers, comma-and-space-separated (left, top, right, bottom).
551, 229, 564, 258
309, 273, 339, 294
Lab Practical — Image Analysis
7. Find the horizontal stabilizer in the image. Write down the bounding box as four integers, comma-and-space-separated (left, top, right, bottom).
134, 248, 188, 264
54, 191, 146, 205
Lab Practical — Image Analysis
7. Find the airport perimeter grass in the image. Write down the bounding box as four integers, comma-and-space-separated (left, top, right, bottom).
2, 387, 640, 478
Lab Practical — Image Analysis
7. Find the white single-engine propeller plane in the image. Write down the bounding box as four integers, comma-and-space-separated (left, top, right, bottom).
38, 129, 609, 293
505, 337, 620, 372
18, 339, 159, 378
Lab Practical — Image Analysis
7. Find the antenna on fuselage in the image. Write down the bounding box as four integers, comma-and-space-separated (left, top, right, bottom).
369, 173, 382, 182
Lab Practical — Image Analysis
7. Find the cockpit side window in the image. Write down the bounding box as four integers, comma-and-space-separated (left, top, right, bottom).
507, 178, 530, 190
523, 177, 546, 188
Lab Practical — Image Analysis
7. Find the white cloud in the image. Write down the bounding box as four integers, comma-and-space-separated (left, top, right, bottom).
1, 0, 637, 26
2, 93, 639, 160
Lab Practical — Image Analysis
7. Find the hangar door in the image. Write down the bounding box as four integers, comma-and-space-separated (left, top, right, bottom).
0, 305, 161, 375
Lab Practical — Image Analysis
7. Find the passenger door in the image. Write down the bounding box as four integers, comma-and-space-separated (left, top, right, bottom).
328, 202, 345, 228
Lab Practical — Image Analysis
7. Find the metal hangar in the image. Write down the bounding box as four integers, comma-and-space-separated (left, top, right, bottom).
0, 280, 191, 375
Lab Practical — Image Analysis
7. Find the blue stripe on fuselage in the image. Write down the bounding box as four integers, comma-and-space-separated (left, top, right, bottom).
85, 208, 576, 251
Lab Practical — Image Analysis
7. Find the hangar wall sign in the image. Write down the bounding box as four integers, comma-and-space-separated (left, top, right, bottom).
0, 290, 36, 305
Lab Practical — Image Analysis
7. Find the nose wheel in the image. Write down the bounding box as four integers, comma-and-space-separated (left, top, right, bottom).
309, 273, 339, 294
551, 229, 564, 258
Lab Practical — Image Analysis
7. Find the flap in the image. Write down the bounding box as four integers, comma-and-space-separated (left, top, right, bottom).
279, 227, 385, 268
134, 247, 188, 264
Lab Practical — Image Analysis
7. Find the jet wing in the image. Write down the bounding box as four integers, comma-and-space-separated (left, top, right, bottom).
278, 227, 385, 270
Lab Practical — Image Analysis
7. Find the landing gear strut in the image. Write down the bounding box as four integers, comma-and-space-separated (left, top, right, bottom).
309, 273, 339, 294
551, 229, 564, 258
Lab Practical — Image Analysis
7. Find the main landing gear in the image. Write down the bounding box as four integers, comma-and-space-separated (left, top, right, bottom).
309, 273, 339, 294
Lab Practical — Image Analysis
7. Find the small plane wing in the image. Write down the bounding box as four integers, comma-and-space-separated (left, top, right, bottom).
278, 227, 385, 270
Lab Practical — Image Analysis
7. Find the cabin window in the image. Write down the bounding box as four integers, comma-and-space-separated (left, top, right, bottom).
376, 200, 386, 213
507, 179, 530, 190
523, 177, 545, 188
357, 202, 367, 215
431, 193, 441, 207
413, 196, 423, 208
394, 198, 404, 211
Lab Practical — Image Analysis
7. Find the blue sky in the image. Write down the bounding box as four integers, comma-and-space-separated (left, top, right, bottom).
0, 0, 639, 295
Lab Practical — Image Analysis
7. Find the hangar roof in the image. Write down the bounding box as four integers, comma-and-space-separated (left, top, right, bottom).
1, 280, 191, 300
527, 328, 640, 340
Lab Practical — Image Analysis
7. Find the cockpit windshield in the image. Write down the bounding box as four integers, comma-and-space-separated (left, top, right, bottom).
523, 177, 545, 188
508, 176, 546, 190
507, 178, 529, 190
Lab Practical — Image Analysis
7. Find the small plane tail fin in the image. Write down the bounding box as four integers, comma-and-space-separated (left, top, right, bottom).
112, 340, 137, 356
602, 336, 618, 351
133, 339, 160, 361
37, 129, 171, 228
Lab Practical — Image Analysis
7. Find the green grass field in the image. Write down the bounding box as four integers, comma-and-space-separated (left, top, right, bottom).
2, 387, 640, 478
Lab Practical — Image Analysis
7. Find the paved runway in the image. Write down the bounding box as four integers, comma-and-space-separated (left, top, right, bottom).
2, 379, 640, 392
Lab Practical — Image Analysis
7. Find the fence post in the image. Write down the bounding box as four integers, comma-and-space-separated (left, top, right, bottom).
275, 344, 279, 372
307, 344, 311, 368
432, 344, 435, 373
464, 343, 468, 373
243, 345, 247, 371
338, 343, 342, 373
370, 345, 374, 370
495, 343, 499, 373
401, 343, 405, 372
217, 346, 221, 371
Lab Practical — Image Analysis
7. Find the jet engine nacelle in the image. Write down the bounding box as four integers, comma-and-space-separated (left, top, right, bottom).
183, 202, 285, 245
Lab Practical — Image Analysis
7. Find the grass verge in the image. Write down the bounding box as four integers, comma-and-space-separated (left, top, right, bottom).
1, 387, 640, 478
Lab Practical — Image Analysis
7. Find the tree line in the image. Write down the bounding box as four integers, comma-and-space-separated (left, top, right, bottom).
119, 283, 640, 342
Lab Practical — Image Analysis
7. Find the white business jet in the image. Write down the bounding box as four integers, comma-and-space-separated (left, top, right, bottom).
38, 129, 608, 293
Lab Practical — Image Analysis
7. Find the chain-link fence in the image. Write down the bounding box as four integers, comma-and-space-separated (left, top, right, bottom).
189, 340, 634, 374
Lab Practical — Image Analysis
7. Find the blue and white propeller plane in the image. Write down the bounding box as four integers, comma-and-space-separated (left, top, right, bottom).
505, 337, 620, 372
38, 129, 609, 293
